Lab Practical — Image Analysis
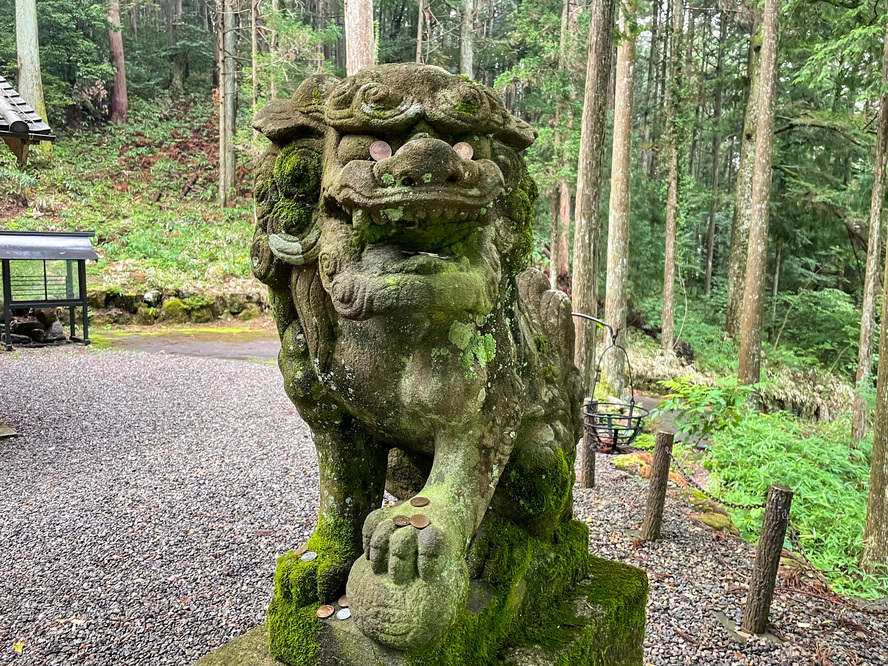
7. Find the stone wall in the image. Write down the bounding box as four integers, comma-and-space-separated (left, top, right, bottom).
85, 289, 268, 326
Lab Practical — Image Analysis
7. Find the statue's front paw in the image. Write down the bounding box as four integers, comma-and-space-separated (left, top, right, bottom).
346, 507, 469, 649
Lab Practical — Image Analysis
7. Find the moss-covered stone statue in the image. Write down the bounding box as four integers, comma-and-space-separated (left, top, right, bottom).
243, 64, 646, 666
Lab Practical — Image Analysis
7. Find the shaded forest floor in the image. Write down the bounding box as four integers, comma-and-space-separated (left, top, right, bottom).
0, 97, 257, 293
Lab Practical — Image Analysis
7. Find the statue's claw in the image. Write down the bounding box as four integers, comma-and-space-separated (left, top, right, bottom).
347, 504, 468, 649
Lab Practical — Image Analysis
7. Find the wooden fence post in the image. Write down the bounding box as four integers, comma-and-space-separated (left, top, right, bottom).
742, 484, 793, 634
641, 430, 674, 541
578, 398, 596, 488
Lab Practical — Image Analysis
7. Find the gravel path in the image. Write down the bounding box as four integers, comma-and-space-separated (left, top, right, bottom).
1, 347, 886, 665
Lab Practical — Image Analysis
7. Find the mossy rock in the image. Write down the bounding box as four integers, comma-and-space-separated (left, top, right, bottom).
238, 303, 263, 321
161, 297, 189, 324
87, 290, 107, 310
135, 306, 157, 326
696, 512, 738, 535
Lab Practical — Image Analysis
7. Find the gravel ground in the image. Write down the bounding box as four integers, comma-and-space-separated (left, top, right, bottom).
1, 347, 886, 665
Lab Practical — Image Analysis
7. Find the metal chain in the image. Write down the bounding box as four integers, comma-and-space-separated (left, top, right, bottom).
666, 450, 766, 511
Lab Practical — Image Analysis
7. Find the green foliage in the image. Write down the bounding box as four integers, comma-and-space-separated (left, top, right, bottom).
652, 377, 756, 446
706, 412, 888, 598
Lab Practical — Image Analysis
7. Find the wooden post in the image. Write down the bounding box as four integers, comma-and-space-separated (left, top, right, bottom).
578, 398, 596, 488
641, 430, 674, 541
742, 484, 793, 634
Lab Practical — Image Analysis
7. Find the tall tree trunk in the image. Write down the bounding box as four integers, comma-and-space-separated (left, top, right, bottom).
460, 0, 475, 79
602, 0, 637, 396
660, 0, 683, 353
725, 17, 763, 336
345, 0, 374, 74
15, 0, 50, 153
108, 0, 129, 123
218, 0, 237, 206
556, 180, 571, 291
416, 0, 423, 62
550, 0, 572, 292
737, 0, 780, 385
252, 0, 259, 140
704, 11, 725, 295
168, 0, 186, 94
572, 0, 617, 393
642, 0, 660, 175
853, 19, 888, 443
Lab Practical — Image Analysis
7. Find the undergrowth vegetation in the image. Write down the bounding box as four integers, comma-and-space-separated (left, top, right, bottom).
0, 98, 255, 292
656, 379, 888, 599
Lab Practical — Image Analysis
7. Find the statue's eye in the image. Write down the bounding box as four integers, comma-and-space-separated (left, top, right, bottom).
454, 135, 492, 160
337, 135, 380, 163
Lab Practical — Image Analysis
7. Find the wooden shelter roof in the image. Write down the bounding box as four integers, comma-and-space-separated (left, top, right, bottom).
0, 75, 55, 141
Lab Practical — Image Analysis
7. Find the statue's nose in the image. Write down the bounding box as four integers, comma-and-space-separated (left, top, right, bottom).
377, 138, 465, 188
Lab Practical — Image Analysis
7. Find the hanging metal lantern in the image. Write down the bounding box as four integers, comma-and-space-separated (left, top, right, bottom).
573, 313, 648, 454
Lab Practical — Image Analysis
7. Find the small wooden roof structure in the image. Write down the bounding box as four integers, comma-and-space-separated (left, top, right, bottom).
0, 74, 55, 167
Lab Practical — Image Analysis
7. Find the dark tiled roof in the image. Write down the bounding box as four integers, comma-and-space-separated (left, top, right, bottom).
0, 74, 55, 140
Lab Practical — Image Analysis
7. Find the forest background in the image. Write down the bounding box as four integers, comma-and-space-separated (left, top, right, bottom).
3, 0, 888, 600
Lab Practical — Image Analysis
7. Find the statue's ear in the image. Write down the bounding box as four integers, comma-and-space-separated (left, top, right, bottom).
253, 75, 339, 144
499, 115, 537, 151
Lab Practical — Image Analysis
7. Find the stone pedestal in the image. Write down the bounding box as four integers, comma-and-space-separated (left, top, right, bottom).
194, 556, 647, 666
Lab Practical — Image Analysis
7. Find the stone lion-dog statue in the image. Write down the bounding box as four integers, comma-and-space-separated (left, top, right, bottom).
251, 63, 592, 665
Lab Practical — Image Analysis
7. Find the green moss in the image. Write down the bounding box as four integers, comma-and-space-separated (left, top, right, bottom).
272, 200, 314, 235
161, 297, 188, 323
455, 101, 478, 115
533, 334, 549, 356
274, 145, 322, 201
500, 173, 538, 276
498, 446, 571, 531
268, 514, 359, 665
182, 295, 214, 311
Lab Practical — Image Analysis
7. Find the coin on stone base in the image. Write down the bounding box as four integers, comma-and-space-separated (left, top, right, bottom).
336, 608, 352, 620
300, 551, 318, 562
338, 595, 349, 608
410, 514, 430, 529
294, 545, 309, 556
393, 515, 411, 527
317, 605, 335, 619
410, 496, 430, 507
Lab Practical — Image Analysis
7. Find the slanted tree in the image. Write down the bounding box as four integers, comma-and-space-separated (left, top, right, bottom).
345, 0, 375, 75
852, 20, 888, 443
602, 0, 638, 396
572, 0, 616, 391
660, 0, 684, 354
725, 11, 763, 336
738, 0, 780, 385
108, 0, 128, 123
15, 0, 49, 152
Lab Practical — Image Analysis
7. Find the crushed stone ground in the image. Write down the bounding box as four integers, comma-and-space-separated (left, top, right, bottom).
1, 347, 885, 665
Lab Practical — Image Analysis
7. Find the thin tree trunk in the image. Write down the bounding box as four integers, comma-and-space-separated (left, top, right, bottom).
15, 0, 50, 153
252, 0, 259, 140
460, 0, 475, 79
602, 0, 638, 396
557, 180, 571, 291
661, 0, 683, 353
550, 0, 572, 292
725, 16, 763, 336
572, 0, 617, 394
737, 0, 780, 385
218, 0, 237, 206
108, 0, 129, 123
853, 19, 888, 443
642, 0, 660, 175
345, 0, 374, 75
704, 11, 725, 295
416, 0, 423, 62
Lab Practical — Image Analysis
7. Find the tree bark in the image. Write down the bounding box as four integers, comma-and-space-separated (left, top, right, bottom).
737, 0, 780, 385
218, 0, 237, 206
460, 0, 475, 79
252, 0, 259, 140
725, 17, 763, 336
15, 0, 50, 153
108, 0, 129, 123
572, 0, 616, 395
602, 0, 637, 396
345, 0, 375, 75
641, 431, 675, 541
415, 0, 423, 63
853, 20, 888, 443
704, 11, 725, 295
660, 0, 683, 354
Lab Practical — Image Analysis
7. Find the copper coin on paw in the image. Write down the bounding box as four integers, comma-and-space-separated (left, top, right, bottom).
294, 545, 309, 556
410, 496, 430, 508
316, 605, 335, 619
338, 595, 349, 608
393, 515, 411, 527
410, 514, 430, 529
453, 142, 474, 160
369, 141, 392, 161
